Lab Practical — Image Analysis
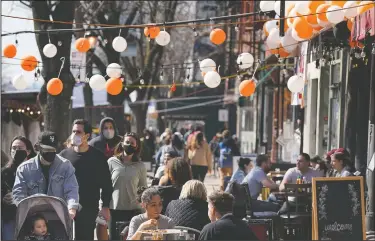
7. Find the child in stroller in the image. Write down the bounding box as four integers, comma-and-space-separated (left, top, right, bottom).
24, 213, 63, 240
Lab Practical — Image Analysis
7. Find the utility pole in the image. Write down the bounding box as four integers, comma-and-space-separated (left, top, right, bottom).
279, 0, 285, 37
366, 44, 375, 239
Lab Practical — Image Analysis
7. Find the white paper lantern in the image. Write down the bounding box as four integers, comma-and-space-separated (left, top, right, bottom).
12, 74, 28, 90
281, 28, 298, 53
287, 75, 304, 93
266, 28, 281, 49
264, 20, 278, 35
200, 58, 216, 73
294, 1, 310, 15
106, 63, 122, 78
237, 53, 254, 70
317, 18, 331, 28
43, 43, 57, 58
89, 74, 106, 91
326, 6, 345, 24
204, 71, 221, 88
112, 36, 127, 52
343, 1, 359, 18
260, 1, 274, 12
155, 31, 171, 46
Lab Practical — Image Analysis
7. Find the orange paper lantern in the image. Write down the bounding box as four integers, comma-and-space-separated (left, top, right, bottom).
308, 1, 326, 12
357, 1, 375, 15
144, 26, 161, 39
293, 17, 314, 39
106, 78, 123, 95
210, 28, 226, 45
305, 10, 319, 25
75, 38, 90, 52
277, 47, 290, 58
3, 44, 17, 58
239, 79, 256, 97
21, 56, 38, 71
316, 4, 331, 22
329, 1, 346, 7
47, 78, 63, 95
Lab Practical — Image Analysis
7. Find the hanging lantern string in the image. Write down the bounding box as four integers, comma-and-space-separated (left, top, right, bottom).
57, 57, 65, 79
2, 2, 373, 37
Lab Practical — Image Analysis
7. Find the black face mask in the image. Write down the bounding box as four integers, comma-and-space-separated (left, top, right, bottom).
123, 144, 136, 155
12, 150, 27, 166
40, 151, 56, 163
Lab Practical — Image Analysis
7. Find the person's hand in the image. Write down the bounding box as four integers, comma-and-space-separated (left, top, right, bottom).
138, 219, 158, 231
3, 192, 13, 205
100, 207, 110, 221
69, 209, 76, 219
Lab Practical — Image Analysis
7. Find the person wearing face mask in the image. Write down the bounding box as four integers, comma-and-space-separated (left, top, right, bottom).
59, 119, 113, 240
12, 131, 80, 220
1, 136, 36, 240
107, 132, 147, 240
88, 117, 122, 158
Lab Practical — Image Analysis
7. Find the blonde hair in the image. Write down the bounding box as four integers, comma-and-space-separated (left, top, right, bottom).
179, 180, 207, 201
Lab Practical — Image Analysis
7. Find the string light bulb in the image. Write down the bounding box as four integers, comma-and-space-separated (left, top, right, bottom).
10, 109, 13, 113
193, 27, 198, 37
30, 111, 34, 115
235, 24, 239, 32
140, 79, 145, 84
57, 41, 62, 46
360, 49, 366, 58
372, 43, 375, 55
160, 70, 164, 81
37, 111, 41, 114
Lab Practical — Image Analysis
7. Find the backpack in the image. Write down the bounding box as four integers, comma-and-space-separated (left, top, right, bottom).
219, 145, 233, 168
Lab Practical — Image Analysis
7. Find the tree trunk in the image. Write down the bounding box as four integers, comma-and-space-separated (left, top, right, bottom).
133, 106, 148, 134
32, 1, 76, 150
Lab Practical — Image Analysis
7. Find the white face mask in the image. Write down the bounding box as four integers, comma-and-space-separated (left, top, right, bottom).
103, 130, 115, 139
71, 134, 82, 146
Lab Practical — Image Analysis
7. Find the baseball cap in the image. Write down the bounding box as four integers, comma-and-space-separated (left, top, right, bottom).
38, 131, 58, 150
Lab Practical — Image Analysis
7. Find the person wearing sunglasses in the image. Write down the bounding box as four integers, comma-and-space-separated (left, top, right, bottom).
12, 131, 79, 219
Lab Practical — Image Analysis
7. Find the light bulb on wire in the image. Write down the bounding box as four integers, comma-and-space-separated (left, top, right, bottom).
372, 44, 375, 55
235, 25, 239, 32
360, 49, 366, 58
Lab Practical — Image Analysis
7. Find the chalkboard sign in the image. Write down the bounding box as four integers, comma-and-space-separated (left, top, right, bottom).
312, 177, 366, 240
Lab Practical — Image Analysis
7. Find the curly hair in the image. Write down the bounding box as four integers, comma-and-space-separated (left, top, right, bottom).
168, 157, 192, 186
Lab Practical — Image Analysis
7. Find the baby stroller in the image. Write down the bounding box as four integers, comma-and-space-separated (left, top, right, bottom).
14, 194, 73, 240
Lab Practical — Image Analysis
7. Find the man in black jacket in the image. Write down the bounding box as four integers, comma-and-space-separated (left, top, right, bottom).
199, 191, 259, 240
59, 119, 113, 240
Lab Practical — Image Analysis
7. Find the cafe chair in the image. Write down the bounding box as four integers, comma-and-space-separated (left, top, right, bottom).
175, 226, 200, 240
279, 183, 312, 240
118, 221, 130, 241
241, 183, 279, 241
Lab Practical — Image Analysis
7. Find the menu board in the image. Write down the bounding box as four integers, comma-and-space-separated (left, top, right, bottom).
312, 177, 366, 240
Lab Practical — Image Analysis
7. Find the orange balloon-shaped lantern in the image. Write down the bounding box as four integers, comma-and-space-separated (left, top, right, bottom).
239, 79, 256, 97
316, 4, 331, 22
358, 1, 375, 15
293, 17, 314, 39
75, 38, 90, 52
47, 78, 63, 95
305, 10, 319, 26
106, 78, 123, 95
329, 1, 346, 7
308, 1, 325, 12
144, 26, 161, 39
210, 28, 226, 45
278, 46, 290, 58
21, 56, 38, 71
3, 44, 17, 58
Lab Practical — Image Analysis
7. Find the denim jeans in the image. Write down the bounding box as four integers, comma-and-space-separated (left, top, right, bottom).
2, 219, 15, 240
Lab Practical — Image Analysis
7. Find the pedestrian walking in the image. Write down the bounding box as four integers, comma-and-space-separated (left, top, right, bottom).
59, 119, 113, 240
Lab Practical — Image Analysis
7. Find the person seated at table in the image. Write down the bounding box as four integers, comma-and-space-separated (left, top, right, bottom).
242, 155, 280, 212
225, 158, 252, 192
199, 191, 259, 240
310, 155, 328, 177
330, 151, 353, 177
279, 153, 322, 191
127, 187, 175, 240
165, 180, 210, 231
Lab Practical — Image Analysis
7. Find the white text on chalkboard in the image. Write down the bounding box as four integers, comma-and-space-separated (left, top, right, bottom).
324, 222, 353, 232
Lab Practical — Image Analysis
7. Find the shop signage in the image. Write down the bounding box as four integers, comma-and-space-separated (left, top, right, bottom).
312, 177, 366, 240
